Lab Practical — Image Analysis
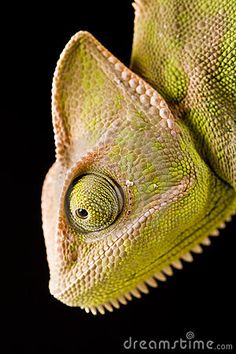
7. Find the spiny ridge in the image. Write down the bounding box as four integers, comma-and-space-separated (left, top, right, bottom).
83, 216, 235, 315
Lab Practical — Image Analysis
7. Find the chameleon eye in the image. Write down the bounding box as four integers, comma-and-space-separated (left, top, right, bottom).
67, 174, 123, 232
75, 208, 89, 219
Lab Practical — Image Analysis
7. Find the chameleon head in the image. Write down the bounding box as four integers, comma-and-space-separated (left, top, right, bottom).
42, 32, 229, 313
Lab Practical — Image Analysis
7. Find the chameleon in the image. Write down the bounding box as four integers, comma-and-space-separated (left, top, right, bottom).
42, 0, 236, 315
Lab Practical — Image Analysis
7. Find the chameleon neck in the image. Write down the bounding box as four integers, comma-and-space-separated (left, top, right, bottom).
131, 0, 236, 189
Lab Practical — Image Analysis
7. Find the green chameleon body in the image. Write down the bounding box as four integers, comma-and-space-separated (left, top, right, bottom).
42, 0, 236, 314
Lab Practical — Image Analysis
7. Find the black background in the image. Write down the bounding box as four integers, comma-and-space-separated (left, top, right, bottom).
2, 1, 235, 353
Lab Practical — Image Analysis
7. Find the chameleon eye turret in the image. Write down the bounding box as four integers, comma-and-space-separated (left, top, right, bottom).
66, 174, 123, 232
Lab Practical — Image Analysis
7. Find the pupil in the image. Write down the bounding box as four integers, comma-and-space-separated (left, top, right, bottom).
76, 208, 88, 219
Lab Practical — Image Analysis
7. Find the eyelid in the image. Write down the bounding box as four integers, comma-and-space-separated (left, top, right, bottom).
65, 172, 124, 233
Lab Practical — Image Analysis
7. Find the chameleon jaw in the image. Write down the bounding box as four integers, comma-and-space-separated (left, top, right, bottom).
80, 216, 232, 315
51, 175, 194, 304
51, 158, 235, 314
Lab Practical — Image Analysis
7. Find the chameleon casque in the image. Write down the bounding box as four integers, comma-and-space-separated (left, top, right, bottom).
42, 0, 236, 315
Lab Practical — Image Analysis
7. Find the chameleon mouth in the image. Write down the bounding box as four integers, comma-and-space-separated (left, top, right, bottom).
53, 177, 193, 301
79, 215, 232, 315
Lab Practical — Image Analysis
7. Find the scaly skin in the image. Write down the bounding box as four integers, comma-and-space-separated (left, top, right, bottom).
42, 0, 236, 315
